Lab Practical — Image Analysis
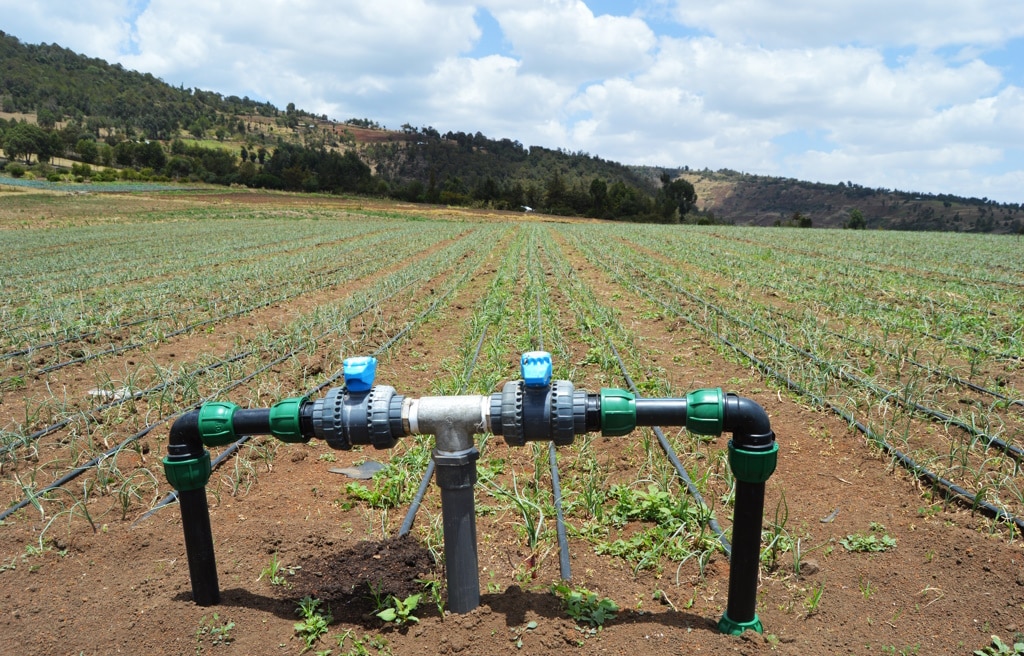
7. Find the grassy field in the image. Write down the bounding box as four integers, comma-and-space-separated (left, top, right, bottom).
0, 187, 1022, 655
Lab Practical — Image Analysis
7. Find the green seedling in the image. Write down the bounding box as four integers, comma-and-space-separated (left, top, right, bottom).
804, 581, 825, 616
842, 523, 897, 552
974, 635, 1024, 655
334, 630, 392, 656
417, 576, 445, 616
510, 620, 538, 649
376, 593, 421, 626
195, 613, 235, 653
294, 595, 332, 652
552, 582, 618, 628
258, 551, 297, 586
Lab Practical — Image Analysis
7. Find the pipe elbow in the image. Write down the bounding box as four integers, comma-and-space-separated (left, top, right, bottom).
168, 409, 203, 458
722, 394, 775, 450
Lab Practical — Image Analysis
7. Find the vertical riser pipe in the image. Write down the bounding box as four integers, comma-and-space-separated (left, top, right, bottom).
439, 485, 480, 613
723, 482, 764, 626
432, 447, 481, 613
179, 488, 220, 606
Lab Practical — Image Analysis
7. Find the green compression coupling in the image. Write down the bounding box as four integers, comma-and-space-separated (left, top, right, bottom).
686, 388, 724, 436
717, 612, 763, 636
269, 396, 306, 443
163, 450, 212, 492
197, 401, 239, 447
600, 388, 636, 436
728, 440, 779, 484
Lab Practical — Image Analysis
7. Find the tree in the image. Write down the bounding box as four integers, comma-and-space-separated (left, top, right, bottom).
589, 178, 609, 216
2, 121, 50, 163
545, 171, 568, 212
36, 108, 58, 128
846, 208, 866, 229
658, 177, 697, 221
76, 138, 98, 164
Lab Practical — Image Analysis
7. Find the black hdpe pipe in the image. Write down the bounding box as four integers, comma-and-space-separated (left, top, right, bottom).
720, 396, 775, 635
165, 410, 219, 606
633, 393, 777, 634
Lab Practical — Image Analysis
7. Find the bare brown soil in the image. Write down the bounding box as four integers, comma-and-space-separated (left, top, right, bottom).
1, 190, 1022, 656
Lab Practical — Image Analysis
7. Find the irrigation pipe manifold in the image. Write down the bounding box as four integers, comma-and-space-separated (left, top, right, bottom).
163, 352, 779, 636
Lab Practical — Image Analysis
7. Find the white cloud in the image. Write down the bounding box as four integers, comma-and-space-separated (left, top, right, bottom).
423, 55, 573, 138
1, 0, 1022, 202
669, 0, 1024, 50
488, 0, 656, 81
0, 0, 137, 60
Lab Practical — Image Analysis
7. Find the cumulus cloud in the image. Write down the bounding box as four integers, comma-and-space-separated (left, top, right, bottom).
487, 0, 656, 81
669, 0, 1024, 50
0, 0, 137, 60
1, 0, 1022, 201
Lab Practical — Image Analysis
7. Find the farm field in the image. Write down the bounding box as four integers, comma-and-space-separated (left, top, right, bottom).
1, 186, 1022, 655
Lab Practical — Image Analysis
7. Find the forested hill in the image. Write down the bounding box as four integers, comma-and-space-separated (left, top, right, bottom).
0, 31, 688, 222
2, 31, 1021, 231
0, 31, 277, 137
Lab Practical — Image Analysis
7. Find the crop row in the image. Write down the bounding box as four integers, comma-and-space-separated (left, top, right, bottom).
0, 220, 506, 524
560, 224, 1023, 528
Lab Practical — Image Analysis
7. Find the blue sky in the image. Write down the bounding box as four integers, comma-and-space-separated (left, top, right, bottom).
2, 0, 1023, 203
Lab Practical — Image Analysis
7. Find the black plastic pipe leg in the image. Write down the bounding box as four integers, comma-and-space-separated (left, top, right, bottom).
723, 481, 765, 627
178, 487, 220, 606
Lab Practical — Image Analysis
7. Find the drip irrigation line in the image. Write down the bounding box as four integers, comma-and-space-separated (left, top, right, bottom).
397, 460, 435, 537
1, 232, 420, 386
398, 232, 523, 540
632, 241, 1023, 408
4, 222, 354, 302
1, 226, 402, 342
136, 230, 498, 523
579, 239, 1024, 534
549, 442, 571, 578
604, 329, 732, 556
3, 221, 451, 365
1, 311, 176, 362
1, 264, 436, 459
714, 230, 1024, 292
530, 240, 572, 581
632, 261, 1024, 463
760, 305, 1023, 409
0, 351, 250, 459
2, 420, 166, 522
2, 337, 319, 521
921, 330, 1022, 363
398, 325, 489, 538
537, 235, 730, 557
642, 231, 1023, 364
3, 248, 487, 522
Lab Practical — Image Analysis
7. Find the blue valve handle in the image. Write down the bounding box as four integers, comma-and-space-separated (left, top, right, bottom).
521, 351, 552, 387
343, 356, 377, 392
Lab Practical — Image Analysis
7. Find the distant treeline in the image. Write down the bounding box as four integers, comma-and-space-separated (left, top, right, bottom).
0, 115, 699, 222
0, 30, 700, 222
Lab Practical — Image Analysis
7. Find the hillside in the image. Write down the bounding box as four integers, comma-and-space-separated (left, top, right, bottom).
2, 30, 1022, 231
677, 168, 1023, 233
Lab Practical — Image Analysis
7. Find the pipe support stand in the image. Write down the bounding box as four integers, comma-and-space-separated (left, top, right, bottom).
433, 445, 481, 614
